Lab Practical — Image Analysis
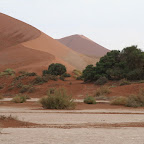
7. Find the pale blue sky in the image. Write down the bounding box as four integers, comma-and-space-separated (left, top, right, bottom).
0, 0, 144, 50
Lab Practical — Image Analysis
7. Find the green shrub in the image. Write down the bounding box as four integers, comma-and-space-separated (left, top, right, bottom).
33, 75, 58, 85
94, 86, 111, 97
19, 71, 37, 76
62, 73, 71, 77
59, 75, 65, 81
32, 76, 48, 85
84, 96, 96, 104
82, 46, 144, 81
94, 77, 108, 85
42, 70, 49, 76
40, 88, 75, 109
0, 68, 15, 77
111, 96, 127, 105
47, 63, 66, 76
19, 85, 35, 93
12, 94, 27, 103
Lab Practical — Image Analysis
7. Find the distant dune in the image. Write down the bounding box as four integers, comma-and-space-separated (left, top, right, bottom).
0, 13, 98, 72
57, 34, 110, 58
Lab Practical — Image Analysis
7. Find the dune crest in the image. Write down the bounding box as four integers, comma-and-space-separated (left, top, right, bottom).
57, 34, 110, 58
0, 13, 98, 72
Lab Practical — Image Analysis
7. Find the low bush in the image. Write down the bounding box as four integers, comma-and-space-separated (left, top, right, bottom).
40, 88, 75, 109
119, 79, 131, 86
111, 96, 127, 105
12, 94, 27, 103
0, 68, 15, 77
94, 77, 108, 85
94, 86, 111, 97
59, 75, 65, 81
126, 91, 144, 107
19, 85, 35, 93
45, 63, 66, 76
111, 89, 144, 108
33, 75, 58, 85
62, 73, 71, 78
73, 69, 82, 79
84, 96, 96, 104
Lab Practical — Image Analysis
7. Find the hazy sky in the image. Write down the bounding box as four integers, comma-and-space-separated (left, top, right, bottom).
0, 0, 144, 51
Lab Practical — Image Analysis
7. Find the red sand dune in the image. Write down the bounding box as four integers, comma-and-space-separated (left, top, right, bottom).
57, 34, 110, 57
0, 13, 98, 72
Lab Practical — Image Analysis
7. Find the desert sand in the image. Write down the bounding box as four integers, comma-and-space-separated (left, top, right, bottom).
57, 34, 110, 57
0, 13, 98, 72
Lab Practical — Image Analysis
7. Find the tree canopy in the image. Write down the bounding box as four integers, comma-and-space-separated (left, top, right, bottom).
82, 46, 144, 82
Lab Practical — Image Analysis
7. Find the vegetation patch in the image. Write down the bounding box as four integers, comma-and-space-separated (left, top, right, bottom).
40, 88, 75, 109
94, 86, 111, 97
84, 96, 96, 104
19, 85, 35, 93
94, 77, 108, 85
73, 69, 83, 80
33, 75, 58, 85
82, 46, 144, 82
43, 63, 66, 76
12, 94, 27, 103
111, 89, 144, 108
0, 69, 15, 77
119, 79, 131, 86
111, 96, 127, 105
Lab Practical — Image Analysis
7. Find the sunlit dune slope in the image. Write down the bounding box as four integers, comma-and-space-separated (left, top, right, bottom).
0, 13, 97, 72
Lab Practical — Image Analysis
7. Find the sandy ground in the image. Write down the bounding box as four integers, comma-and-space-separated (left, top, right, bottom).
1, 106, 144, 144
1, 128, 144, 144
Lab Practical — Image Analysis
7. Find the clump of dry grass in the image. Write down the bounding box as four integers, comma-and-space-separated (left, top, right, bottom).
11, 94, 27, 103
94, 86, 111, 97
111, 88, 144, 108
111, 96, 127, 105
40, 88, 75, 109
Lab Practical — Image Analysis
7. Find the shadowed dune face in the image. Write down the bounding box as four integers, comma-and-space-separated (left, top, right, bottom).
23, 33, 98, 70
0, 13, 41, 49
57, 34, 110, 57
0, 13, 98, 72
0, 44, 55, 73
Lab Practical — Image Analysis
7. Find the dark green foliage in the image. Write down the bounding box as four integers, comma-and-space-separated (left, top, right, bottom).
59, 75, 65, 81
40, 88, 75, 109
62, 73, 71, 77
82, 46, 144, 81
42, 70, 49, 76
0, 69, 15, 77
33, 75, 58, 85
19, 85, 35, 93
94, 77, 108, 85
47, 63, 66, 76
84, 96, 96, 104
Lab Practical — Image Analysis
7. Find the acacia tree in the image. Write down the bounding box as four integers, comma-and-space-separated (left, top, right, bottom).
82, 45, 144, 82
